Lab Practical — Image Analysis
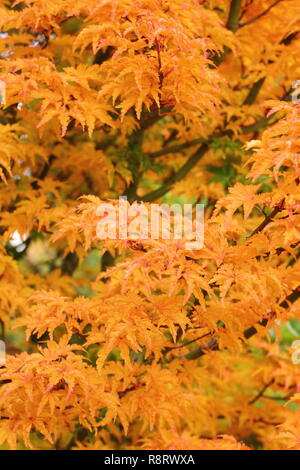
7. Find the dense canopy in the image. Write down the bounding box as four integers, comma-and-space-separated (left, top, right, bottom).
0, 0, 300, 451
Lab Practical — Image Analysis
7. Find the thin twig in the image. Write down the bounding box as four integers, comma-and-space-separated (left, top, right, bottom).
239, 0, 255, 21
147, 132, 223, 159
164, 332, 212, 352
247, 200, 285, 238
239, 0, 283, 28
248, 379, 275, 405
148, 138, 207, 159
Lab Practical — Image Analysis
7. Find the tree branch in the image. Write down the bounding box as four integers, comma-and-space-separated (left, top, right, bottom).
147, 138, 207, 159
184, 338, 219, 360
243, 77, 266, 106
139, 83, 293, 202
212, 0, 243, 66
247, 200, 285, 238
184, 282, 300, 359
227, 0, 243, 32
164, 332, 212, 352
147, 132, 224, 159
248, 379, 275, 405
239, 0, 255, 21
139, 143, 209, 202
239, 0, 283, 28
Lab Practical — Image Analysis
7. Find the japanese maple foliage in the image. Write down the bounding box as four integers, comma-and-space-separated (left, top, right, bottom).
0, 0, 300, 450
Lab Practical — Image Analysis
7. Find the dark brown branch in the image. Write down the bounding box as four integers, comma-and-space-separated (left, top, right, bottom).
247, 200, 285, 238
147, 132, 224, 159
239, 0, 283, 28
93, 46, 114, 66
239, 0, 255, 21
184, 338, 219, 360
184, 283, 300, 360
248, 379, 275, 405
164, 332, 212, 352
280, 285, 300, 309
243, 319, 268, 340
239, 285, 300, 340
38, 154, 56, 180
139, 106, 173, 131
280, 31, 299, 46
148, 138, 207, 159
118, 383, 146, 398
